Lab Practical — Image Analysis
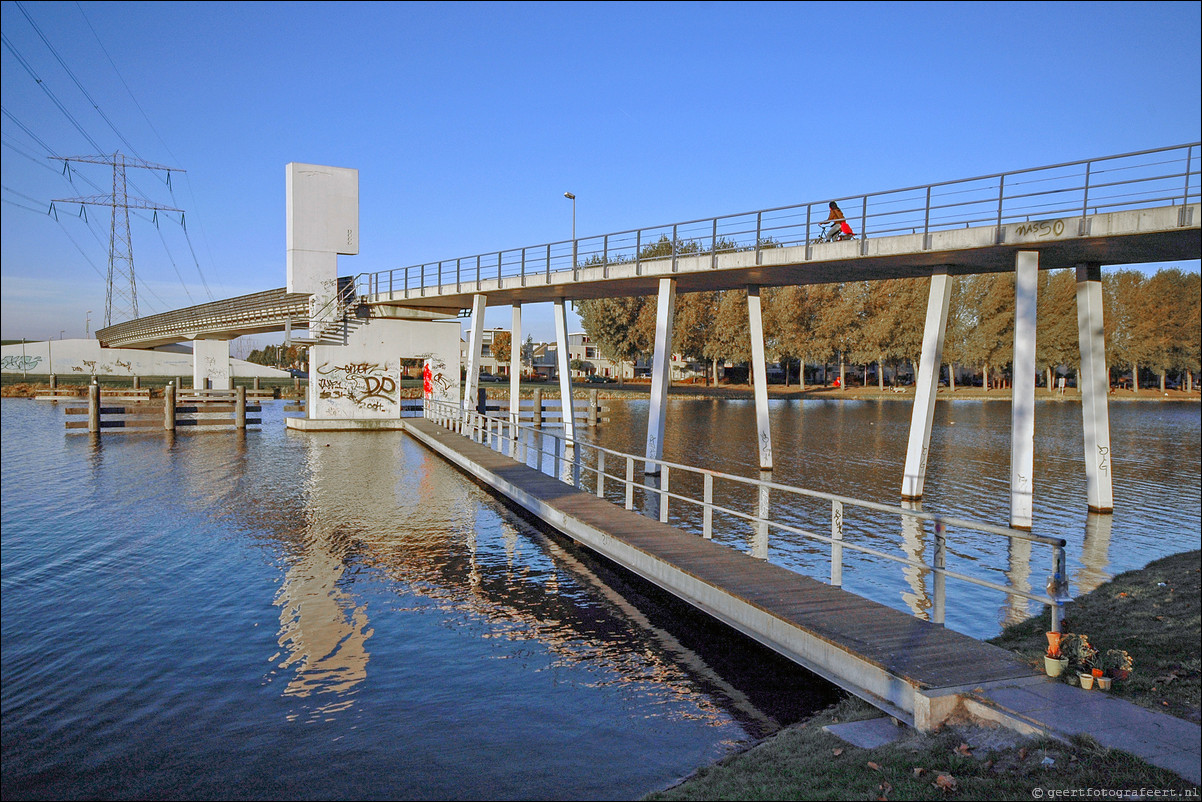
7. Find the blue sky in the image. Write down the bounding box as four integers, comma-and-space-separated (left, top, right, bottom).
2, 0, 1199, 348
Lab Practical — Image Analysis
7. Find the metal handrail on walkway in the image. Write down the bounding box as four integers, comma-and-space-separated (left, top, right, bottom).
424, 398, 1071, 633
363, 143, 1198, 302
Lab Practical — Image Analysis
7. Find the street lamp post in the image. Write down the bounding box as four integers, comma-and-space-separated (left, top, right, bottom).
563, 192, 576, 268
86, 310, 92, 337
563, 192, 575, 239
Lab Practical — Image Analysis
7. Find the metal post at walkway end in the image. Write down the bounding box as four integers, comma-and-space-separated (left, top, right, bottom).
533, 389, 543, 428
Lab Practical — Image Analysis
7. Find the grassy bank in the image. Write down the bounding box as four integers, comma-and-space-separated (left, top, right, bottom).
645, 550, 1200, 800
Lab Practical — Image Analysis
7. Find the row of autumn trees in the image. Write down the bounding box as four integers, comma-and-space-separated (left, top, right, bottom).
574, 267, 1201, 392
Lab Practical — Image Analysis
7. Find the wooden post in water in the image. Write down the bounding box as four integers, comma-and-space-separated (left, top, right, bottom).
533, 389, 543, 428
588, 389, 598, 427
50, 374, 57, 390
132, 376, 140, 390
88, 382, 100, 433
236, 386, 247, 429
164, 383, 176, 431
253, 377, 261, 391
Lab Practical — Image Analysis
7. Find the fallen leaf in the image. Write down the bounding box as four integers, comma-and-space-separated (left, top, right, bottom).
867, 761, 881, 771
983, 759, 994, 771
1018, 747, 1028, 760
913, 767, 927, 777
934, 774, 957, 791
956, 742, 973, 756
832, 748, 843, 756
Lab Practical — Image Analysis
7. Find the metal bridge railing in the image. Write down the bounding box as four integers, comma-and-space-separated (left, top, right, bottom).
96, 287, 310, 348
424, 398, 1071, 635
361, 142, 1199, 302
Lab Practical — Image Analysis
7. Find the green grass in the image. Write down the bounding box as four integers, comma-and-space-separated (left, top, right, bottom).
644, 551, 1201, 800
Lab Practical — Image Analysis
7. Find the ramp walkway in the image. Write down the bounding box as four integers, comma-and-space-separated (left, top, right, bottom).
400, 416, 1040, 731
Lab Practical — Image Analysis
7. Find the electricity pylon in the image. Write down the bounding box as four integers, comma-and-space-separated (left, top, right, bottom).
51, 152, 184, 327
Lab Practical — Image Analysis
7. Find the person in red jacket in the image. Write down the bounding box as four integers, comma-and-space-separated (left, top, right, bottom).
821, 201, 855, 241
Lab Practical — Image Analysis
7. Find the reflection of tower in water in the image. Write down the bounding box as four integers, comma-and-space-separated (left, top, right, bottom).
271, 435, 413, 717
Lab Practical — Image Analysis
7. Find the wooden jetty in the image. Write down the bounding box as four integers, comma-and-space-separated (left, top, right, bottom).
400, 416, 1042, 731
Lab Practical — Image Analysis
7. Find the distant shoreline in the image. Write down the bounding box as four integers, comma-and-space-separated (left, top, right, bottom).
3, 377, 1198, 403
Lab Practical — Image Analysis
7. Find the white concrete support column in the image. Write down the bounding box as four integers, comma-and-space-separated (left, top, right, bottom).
1075, 263, 1114, 513
1010, 251, 1039, 530
510, 303, 523, 456
553, 298, 576, 444
645, 278, 677, 474
193, 338, 232, 390
901, 268, 952, 500
464, 294, 487, 423
746, 285, 773, 471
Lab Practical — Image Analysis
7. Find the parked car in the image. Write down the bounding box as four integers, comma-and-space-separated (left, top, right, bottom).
478, 372, 505, 382
288, 368, 308, 379
585, 374, 616, 383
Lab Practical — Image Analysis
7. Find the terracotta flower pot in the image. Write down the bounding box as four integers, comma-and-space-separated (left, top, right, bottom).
1079, 672, 1095, 690
1097, 676, 1112, 691
1046, 632, 1062, 658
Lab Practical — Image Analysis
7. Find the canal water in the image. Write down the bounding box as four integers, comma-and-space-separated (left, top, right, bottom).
2, 396, 1198, 800
1, 398, 836, 802
577, 397, 1201, 635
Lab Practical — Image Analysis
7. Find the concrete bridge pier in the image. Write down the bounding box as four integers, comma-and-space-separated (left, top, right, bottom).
1075, 263, 1114, 513
553, 298, 576, 444
747, 285, 773, 471
192, 338, 232, 391
464, 294, 487, 426
901, 268, 952, 501
1010, 251, 1039, 530
645, 278, 676, 474
509, 303, 522, 458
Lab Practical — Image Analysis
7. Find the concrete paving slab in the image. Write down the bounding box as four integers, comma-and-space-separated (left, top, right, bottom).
1141, 749, 1201, 785
824, 717, 908, 749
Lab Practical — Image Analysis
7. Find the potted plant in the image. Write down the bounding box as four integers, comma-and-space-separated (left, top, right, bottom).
1043, 632, 1069, 677
1059, 633, 1097, 687
1100, 649, 1133, 689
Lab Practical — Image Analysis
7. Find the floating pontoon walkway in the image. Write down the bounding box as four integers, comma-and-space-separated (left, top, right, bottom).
400, 417, 1044, 731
